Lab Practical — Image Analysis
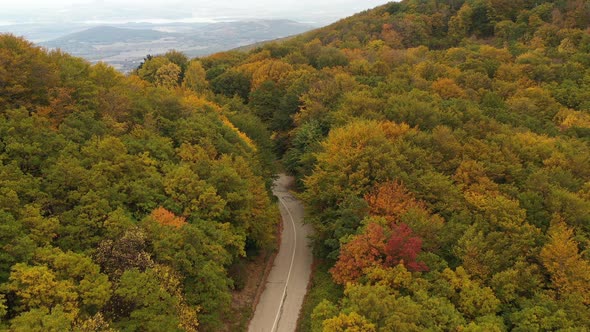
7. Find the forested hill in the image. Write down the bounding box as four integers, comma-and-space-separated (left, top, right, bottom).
191, 0, 588, 330
0, 35, 279, 331
1, 0, 590, 330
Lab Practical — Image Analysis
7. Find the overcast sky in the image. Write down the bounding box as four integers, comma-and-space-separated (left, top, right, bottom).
1, 0, 392, 25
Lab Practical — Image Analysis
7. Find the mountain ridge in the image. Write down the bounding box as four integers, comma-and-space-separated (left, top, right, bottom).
39, 19, 316, 72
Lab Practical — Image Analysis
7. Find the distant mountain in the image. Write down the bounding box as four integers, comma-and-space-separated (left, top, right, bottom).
199, 20, 316, 39
39, 20, 316, 72
46, 26, 173, 44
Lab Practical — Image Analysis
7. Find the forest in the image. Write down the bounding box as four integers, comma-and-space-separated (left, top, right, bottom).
0, 36, 280, 331
2, 0, 590, 330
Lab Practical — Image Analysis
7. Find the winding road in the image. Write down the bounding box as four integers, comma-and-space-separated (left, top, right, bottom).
248, 174, 313, 332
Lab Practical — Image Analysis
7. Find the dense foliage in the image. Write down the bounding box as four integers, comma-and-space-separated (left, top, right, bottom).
0, 36, 278, 331
193, 0, 589, 330
2, 0, 590, 330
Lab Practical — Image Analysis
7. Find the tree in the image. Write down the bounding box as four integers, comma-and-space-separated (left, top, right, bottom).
0, 293, 7, 319
250, 59, 293, 89
156, 63, 181, 88
210, 69, 251, 100
9, 306, 73, 332
364, 181, 427, 223
440, 267, 501, 319
318, 265, 468, 331
164, 50, 188, 76
331, 220, 427, 285
141, 219, 234, 329
182, 61, 208, 94
432, 78, 466, 99
540, 216, 590, 304
0, 35, 58, 110
150, 207, 187, 229
32, 247, 112, 314
0, 33, 278, 331
7, 264, 79, 317
114, 267, 198, 332
20, 205, 59, 246
455, 192, 542, 280
163, 164, 227, 220
95, 227, 154, 278
322, 312, 376, 332
311, 300, 339, 332
331, 221, 387, 284
384, 223, 428, 272
36, 87, 78, 127
0, 212, 35, 283
136, 56, 171, 83
249, 80, 282, 121
304, 120, 409, 212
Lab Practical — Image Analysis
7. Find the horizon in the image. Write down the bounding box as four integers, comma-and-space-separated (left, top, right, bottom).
1, 0, 391, 27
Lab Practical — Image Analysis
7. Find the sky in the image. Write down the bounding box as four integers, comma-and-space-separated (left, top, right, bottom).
0, 0, 392, 25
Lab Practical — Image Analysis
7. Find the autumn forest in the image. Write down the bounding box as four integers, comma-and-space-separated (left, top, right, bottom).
1, 0, 590, 331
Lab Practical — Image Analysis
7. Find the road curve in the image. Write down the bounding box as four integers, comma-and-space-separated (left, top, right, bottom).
248, 174, 313, 332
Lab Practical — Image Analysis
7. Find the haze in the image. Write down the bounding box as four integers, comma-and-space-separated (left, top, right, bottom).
1, 0, 391, 25
0, 0, 392, 72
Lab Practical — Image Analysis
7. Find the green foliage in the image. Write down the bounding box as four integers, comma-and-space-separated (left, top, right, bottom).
0, 211, 35, 283
191, 0, 590, 330
10, 306, 73, 332
0, 34, 278, 330
210, 69, 252, 101
299, 262, 343, 332
136, 56, 171, 83
0, 35, 59, 109
3, 0, 590, 328
182, 60, 208, 94
0, 293, 6, 318
114, 268, 194, 332
249, 80, 281, 121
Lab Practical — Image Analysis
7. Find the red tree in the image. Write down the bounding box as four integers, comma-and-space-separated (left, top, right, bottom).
384, 223, 428, 272
331, 221, 428, 285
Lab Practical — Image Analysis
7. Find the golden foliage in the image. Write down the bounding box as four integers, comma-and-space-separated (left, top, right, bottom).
150, 207, 187, 229
540, 216, 590, 304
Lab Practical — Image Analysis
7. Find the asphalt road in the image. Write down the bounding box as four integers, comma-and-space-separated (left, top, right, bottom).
248, 174, 313, 332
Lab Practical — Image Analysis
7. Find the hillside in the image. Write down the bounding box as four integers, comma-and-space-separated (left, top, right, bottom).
39, 20, 316, 72
0, 35, 279, 331
1, 0, 590, 331
193, 0, 589, 330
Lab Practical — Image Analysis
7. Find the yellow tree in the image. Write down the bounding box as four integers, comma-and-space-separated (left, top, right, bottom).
250, 59, 293, 89
322, 312, 376, 332
540, 216, 590, 304
431, 78, 466, 100
155, 63, 181, 88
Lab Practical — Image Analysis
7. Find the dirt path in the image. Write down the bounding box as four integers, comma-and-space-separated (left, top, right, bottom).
248, 174, 313, 332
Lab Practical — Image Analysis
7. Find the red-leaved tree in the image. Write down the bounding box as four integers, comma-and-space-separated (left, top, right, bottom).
384, 223, 428, 272
331, 221, 427, 285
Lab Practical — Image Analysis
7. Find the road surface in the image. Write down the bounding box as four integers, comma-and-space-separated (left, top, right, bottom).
248, 174, 313, 332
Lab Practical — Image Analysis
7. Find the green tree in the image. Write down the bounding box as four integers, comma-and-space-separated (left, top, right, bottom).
137, 56, 171, 83
210, 69, 251, 100
10, 306, 73, 332
114, 267, 198, 332
0, 211, 35, 283
249, 80, 282, 121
